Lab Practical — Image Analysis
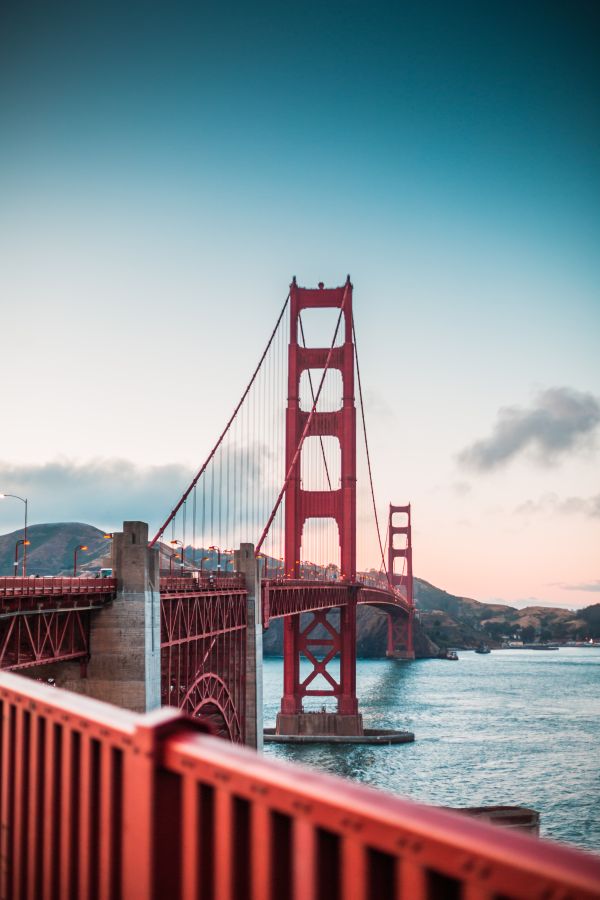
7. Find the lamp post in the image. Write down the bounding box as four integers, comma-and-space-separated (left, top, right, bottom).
73, 545, 88, 576
199, 555, 209, 574
208, 546, 221, 575
256, 552, 270, 578
0, 493, 28, 576
170, 539, 185, 573
14, 539, 30, 575
223, 549, 234, 573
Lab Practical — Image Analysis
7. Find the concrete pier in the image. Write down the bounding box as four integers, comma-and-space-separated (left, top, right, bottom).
265, 726, 414, 745
24, 521, 161, 713
90, 520, 161, 712
236, 543, 264, 750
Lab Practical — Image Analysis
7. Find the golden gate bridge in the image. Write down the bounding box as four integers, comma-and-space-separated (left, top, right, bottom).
0, 278, 598, 898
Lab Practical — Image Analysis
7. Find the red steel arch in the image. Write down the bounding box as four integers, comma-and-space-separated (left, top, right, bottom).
181, 671, 243, 742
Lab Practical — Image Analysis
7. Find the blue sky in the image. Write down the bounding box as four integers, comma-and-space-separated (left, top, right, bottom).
0, 1, 598, 607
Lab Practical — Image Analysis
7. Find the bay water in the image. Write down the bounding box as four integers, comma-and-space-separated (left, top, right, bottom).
263, 648, 600, 851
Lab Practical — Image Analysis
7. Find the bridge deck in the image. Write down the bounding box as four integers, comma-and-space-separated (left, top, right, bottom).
0, 576, 117, 600
262, 577, 411, 624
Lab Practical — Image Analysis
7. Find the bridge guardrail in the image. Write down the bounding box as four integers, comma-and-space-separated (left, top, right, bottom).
160, 573, 246, 593
0, 671, 598, 899
262, 578, 411, 624
0, 576, 117, 600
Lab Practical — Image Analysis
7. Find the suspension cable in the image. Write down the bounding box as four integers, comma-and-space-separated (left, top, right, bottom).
352, 313, 390, 584
149, 292, 291, 547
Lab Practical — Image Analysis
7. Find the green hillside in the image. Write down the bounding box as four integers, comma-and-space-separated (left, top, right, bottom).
0, 523, 110, 576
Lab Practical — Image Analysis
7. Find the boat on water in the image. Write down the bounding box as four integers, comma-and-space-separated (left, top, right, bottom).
475, 643, 491, 654
522, 643, 559, 651
441, 649, 459, 660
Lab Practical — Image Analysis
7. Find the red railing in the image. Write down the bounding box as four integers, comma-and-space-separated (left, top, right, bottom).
262, 578, 411, 624
0, 576, 117, 600
1, 672, 598, 900
160, 573, 246, 594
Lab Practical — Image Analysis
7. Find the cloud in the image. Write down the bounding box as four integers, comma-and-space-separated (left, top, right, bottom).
458, 387, 600, 470
515, 493, 600, 518
557, 580, 600, 593
0, 459, 193, 532
452, 481, 471, 496
0, 447, 277, 536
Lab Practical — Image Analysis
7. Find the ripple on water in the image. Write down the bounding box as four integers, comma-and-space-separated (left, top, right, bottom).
262, 649, 600, 852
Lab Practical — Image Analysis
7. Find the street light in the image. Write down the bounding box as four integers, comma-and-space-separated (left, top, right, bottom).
223, 549, 234, 573
199, 555, 209, 574
170, 539, 185, 573
14, 539, 30, 575
256, 552, 271, 578
0, 493, 28, 576
73, 545, 88, 576
208, 546, 221, 575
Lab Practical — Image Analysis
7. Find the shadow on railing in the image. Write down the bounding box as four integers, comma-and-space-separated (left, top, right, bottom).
0, 672, 598, 899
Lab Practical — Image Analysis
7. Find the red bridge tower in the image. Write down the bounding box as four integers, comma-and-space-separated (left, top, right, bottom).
277, 277, 363, 736
387, 504, 416, 659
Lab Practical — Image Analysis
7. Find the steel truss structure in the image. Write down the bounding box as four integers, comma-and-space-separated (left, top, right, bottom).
0, 607, 91, 670
0, 578, 116, 670
160, 586, 247, 743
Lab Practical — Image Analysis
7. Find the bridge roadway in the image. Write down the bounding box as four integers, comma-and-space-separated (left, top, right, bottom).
0, 572, 408, 671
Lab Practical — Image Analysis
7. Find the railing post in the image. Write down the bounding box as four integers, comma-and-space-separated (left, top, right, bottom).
236, 543, 263, 750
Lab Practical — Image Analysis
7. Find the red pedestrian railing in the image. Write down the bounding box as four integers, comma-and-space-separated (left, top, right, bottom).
160, 573, 246, 594
0, 576, 117, 600
0, 671, 598, 900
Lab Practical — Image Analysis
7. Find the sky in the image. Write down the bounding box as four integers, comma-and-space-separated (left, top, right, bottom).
0, 1, 598, 608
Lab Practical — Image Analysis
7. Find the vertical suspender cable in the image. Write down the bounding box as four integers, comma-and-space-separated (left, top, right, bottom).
149, 294, 290, 546
352, 314, 389, 583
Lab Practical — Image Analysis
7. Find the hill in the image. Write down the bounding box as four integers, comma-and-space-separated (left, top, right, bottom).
0, 523, 111, 576
414, 579, 596, 647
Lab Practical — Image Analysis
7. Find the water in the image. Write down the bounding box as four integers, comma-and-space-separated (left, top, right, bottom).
262, 648, 600, 852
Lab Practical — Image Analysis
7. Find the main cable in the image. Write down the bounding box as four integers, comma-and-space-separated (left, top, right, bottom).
352, 313, 390, 584
150, 292, 291, 546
